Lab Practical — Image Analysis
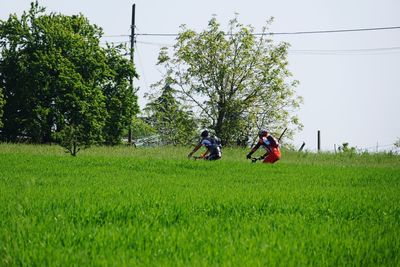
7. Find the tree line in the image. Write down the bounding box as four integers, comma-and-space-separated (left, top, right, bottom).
0, 2, 302, 155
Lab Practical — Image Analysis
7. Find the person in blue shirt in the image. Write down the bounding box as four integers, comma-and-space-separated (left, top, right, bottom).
188, 130, 222, 160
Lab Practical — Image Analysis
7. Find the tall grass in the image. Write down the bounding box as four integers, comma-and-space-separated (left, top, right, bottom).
0, 144, 399, 266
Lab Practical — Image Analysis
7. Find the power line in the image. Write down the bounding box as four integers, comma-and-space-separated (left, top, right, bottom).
290, 46, 400, 55
133, 26, 400, 37
136, 40, 173, 47
258, 26, 400, 35
101, 26, 400, 55
103, 26, 400, 38
100, 40, 400, 55
134, 42, 149, 92
292, 46, 400, 52
102, 34, 130, 37
134, 40, 400, 54
100, 41, 129, 45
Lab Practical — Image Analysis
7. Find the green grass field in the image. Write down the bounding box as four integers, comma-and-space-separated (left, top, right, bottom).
1, 144, 399, 266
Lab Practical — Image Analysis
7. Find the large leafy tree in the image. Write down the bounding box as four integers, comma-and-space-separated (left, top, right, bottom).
102, 44, 139, 145
0, 2, 138, 151
145, 83, 197, 145
156, 16, 302, 145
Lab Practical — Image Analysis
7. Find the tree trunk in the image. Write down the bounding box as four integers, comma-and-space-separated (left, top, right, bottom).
72, 142, 77, 156
215, 105, 226, 144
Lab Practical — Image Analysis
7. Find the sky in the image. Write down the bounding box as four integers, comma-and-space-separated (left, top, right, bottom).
1, 0, 400, 152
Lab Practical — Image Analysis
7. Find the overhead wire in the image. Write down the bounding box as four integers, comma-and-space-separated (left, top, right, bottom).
100, 41, 400, 55
290, 46, 400, 55
132, 26, 400, 37
132, 40, 400, 55
136, 40, 174, 47
100, 25, 400, 83
134, 41, 149, 90
101, 25, 400, 54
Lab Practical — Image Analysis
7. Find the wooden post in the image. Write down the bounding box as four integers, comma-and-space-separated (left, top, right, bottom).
278, 128, 287, 142
317, 130, 321, 152
298, 142, 305, 152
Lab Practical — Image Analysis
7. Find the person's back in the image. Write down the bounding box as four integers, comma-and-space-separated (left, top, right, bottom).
188, 130, 222, 160
201, 135, 222, 160
258, 134, 280, 163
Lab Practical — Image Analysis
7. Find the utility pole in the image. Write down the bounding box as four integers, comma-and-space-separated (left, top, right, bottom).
128, 3, 136, 144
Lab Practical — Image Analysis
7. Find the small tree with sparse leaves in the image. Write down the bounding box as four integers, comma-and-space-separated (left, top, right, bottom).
154, 15, 302, 145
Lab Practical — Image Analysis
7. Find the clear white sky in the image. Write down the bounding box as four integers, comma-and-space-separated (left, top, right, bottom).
2, 0, 400, 151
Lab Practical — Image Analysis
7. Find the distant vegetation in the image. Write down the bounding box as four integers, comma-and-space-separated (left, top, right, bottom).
0, 2, 302, 154
0, 144, 399, 265
395, 138, 400, 148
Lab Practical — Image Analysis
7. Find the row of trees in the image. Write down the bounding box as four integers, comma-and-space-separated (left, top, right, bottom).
0, 2, 302, 154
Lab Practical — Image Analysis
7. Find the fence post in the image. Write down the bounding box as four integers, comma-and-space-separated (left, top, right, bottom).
299, 142, 306, 152
317, 130, 321, 152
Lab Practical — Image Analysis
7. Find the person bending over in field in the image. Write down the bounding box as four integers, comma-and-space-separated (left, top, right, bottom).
188, 130, 222, 160
246, 129, 281, 163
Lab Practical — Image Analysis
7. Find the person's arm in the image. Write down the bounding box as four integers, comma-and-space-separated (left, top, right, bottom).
246, 141, 261, 159
188, 143, 202, 158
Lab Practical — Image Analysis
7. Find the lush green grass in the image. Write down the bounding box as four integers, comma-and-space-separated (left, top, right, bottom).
0, 144, 399, 266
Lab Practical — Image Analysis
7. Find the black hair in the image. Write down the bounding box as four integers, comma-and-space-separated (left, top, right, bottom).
201, 130, 209, 138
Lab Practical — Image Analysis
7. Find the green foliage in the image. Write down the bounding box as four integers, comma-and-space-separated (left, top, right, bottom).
338, 142, 356, 153
0, 144, 399, 266
0, 2, 103, 143
102, 44, 139, 145
0, 2, 139, 150
145, 84, 197, 145
131, 116, 156, 140
394, 138, 400, 148
52, 125, 84, 156
155, 15, 302, 145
